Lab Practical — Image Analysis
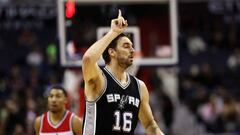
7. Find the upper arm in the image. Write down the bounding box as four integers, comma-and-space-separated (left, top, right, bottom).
138, 81, 155, 129
82, 56, 103, 83
82, 56, 104, 100
34, 116, 41, 135
72, 115, 83, 135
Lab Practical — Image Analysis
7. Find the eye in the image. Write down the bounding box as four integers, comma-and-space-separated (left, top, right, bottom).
48, 95, 53, 98
123, 44, 130, 48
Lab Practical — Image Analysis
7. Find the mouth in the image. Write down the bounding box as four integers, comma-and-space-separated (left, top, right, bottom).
50, 104, 58, 108
129, 57, 134, 63
129, 55, 134, 59
128, 57, 134, 62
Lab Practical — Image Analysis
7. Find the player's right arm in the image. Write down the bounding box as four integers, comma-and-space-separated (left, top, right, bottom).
34, 116, 41, 135
82, 10, 127, 101
72, 115, 83, 135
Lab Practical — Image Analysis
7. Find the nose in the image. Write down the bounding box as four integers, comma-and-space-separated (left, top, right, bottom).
50, 96, 57, 102
130, 47, 135, 53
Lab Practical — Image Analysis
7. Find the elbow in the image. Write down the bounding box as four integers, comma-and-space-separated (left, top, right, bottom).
144, 120, 157, 132
82, 53, 92, 65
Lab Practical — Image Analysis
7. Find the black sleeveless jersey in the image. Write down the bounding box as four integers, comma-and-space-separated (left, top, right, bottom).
83, 67, 141, 135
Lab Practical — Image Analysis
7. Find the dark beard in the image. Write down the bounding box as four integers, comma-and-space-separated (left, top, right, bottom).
117, 58, 133, 69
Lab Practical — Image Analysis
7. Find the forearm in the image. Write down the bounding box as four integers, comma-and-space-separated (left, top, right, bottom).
82, 30, 119, 63
145, 122, 164, 135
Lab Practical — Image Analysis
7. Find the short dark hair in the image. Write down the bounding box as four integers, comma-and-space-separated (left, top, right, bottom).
50, 85, 68, 97
102, 33, 130, 64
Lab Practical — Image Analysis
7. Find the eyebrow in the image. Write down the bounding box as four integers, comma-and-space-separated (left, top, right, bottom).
123, 42, 133, 46
49, 91, 64, 96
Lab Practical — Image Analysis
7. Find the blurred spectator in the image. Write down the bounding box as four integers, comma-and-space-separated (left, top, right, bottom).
149, 69, 174, 134
17, 29, 37, 47
4, 92, 27, 135
227, 48, 240, 71
12, 124, 25, 135
25, 98, 36, 135
197, 63, 219, 89
0, 1, 240, 135
157, 67, 179, 105
214, 97, 240, 133
187, 32, 207, 55
197, 94, 223, 132
26, 45, 43, 67
211, 22, 225, 49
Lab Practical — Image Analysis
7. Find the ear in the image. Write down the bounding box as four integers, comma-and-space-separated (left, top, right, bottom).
64, 96, 68, 104
108, 48, 116, 57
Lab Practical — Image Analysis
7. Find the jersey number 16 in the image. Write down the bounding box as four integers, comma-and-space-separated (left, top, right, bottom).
113, 111, 133, 132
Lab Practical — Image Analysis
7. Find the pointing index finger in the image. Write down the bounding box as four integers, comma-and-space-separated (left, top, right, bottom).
118, 9, 122, 18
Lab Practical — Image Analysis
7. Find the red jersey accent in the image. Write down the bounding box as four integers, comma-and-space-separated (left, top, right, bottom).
40, 110, 74, 135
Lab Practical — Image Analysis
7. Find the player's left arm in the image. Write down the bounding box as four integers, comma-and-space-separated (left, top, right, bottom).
138, 80, 165, 135
72, 115, 83, 135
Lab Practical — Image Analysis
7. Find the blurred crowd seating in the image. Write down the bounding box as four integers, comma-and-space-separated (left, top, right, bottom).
0, 1, 240, 135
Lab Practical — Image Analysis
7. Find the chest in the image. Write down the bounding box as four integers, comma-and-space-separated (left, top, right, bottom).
40, 112, 74, 135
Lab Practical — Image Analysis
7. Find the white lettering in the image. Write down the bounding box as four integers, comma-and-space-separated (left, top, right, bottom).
106, 94, 140, 108
114, 94, 121, 102
129, 96, 135, 105
107, 94, 114, 102
135, 99, 140, 108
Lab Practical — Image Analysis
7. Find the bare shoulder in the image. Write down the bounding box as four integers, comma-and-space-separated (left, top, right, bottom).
72, 115, 82, 125
72, 114, 83, 135
136, 79, 148, 92
35, 116, 41, 127
34, 116, 42, 134
137, 79, 146, 87
135, 78, 149, 101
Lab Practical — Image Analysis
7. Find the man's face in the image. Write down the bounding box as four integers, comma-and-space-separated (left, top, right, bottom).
114, 36, 135, 68
48, 89, 67, 113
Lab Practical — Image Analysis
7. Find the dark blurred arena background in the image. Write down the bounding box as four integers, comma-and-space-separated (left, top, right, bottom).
0, 0, 240, 135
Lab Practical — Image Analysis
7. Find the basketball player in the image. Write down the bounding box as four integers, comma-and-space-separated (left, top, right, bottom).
34, 85, 82, 135
82, 10, 164, 135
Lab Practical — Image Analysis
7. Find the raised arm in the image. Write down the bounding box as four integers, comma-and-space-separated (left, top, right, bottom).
138, 80, 165, 135
82, 10, 128, 101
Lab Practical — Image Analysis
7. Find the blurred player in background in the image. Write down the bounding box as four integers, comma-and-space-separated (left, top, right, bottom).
82, 10, 164, 135
34, 85, 82, 135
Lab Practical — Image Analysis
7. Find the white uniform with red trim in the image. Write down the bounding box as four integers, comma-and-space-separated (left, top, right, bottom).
39, 110, 75, 135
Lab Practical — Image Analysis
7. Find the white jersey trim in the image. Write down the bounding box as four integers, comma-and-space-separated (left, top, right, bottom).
47, 110, 69, 129
40, 131, 73, 135
83, 102, 97, 135
69, 113, 74, 131
39, 114, 44, 133
134, 77, 142, 101
104, 67, 131, 89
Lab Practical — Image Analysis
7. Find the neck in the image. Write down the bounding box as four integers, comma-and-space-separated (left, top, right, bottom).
49, 109, 66, 124
106, 64, 126, 82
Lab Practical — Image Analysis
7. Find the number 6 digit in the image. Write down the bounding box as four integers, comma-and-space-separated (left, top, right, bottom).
113, 111, 132, 132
